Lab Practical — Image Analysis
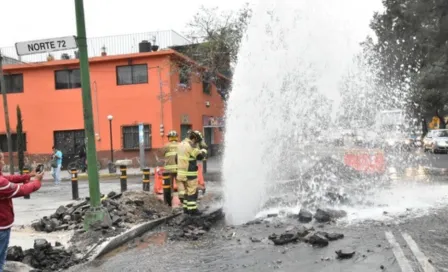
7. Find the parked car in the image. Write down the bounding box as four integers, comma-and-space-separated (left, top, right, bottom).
423, 129, 448, 153
404, 131, 423, 149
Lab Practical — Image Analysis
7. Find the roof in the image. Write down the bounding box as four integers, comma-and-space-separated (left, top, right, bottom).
3, 49, 231, 81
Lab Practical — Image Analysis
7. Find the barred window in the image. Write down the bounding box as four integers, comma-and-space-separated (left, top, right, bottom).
0, 133, 27, 152
122, 124, 151, 150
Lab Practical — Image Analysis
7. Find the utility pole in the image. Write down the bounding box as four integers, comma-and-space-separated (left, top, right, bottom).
74, 0, 110, 230
0, 51, 15, 174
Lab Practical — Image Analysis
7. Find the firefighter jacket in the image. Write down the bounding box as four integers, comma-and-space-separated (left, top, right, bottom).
162, 141, 178, 173
177, 138, 205, 181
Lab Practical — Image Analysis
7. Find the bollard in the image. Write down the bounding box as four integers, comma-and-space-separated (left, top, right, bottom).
162, 172, 172, 206
142, 168, 150, 192
120, 165, 127, 192
71, 168, 79, 200
23, 167, 30, 199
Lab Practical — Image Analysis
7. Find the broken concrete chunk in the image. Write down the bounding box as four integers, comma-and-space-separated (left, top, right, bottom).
308, 233, 329, 247
298, 209, 313, 223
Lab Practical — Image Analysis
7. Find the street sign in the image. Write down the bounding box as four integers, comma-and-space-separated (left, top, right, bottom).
15, 36, 78, 56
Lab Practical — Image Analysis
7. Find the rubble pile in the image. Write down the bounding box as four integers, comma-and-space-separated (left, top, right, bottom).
31, 191, 172, 235
169, 208, 224, 241
268, 225, 344, 247
6, 239, 82, 271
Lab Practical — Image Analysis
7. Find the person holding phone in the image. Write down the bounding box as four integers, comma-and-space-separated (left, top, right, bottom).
0, 151, 44, 271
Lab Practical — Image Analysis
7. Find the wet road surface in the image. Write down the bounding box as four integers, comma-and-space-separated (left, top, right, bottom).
67, 151, 448, 272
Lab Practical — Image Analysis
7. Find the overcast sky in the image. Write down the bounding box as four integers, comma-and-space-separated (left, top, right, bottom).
0, 0, 252, 47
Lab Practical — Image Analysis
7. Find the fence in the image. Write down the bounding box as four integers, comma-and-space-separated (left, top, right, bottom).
1, 30, 190, 63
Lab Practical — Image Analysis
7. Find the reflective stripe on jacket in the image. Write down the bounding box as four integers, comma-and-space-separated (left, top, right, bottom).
162, 141, 178, 173
177, 138, 204, 180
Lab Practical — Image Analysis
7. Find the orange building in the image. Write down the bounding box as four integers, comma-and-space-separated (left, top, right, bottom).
0, 49, 227, 169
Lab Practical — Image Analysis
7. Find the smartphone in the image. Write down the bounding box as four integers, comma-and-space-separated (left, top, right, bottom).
35, 164, 44, 174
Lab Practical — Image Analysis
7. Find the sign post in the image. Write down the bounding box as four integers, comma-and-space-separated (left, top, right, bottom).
74, 0, 110, 230
0, 52, 14, 174
139, 123, 146, 169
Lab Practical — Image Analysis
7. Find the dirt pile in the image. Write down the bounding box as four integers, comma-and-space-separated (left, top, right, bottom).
31, 191, 172, 235
6, 239, 82, 271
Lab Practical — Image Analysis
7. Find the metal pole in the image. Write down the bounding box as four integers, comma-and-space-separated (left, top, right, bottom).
139, 123, 145, 169
74, 0, 110, 230
120, 165, 127, 192
23, 167, 30, 199
71, 168, 79, 200
109, 119, 113, 162
0, 51, 14, 175
143, 168, 150, 192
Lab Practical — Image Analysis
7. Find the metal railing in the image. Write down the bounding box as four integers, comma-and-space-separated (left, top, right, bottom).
1, 30, 190, 63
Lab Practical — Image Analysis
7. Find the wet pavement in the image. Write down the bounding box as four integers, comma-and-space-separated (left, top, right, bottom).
63, 151, 448, 271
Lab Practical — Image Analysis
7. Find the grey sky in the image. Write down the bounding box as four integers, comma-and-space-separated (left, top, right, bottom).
1, 0, 251, 47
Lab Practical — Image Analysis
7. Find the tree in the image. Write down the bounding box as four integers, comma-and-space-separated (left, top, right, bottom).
16, 106, 25, 174
173, 4, 252, 79
365, 0, 448, 123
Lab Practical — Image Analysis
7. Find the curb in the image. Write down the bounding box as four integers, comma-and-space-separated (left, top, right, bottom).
91, 213, 181, 260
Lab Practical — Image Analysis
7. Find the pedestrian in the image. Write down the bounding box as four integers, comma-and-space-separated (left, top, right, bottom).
51, 146, 63, 185
0, 151, 44, 271
176, 130, 207, 215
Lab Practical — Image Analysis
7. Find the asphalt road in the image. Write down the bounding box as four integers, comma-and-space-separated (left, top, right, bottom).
68, 150, 448, 272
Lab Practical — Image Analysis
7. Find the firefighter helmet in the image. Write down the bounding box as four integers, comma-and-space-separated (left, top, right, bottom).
188, 130, 203, 142
167, 130, 178, 138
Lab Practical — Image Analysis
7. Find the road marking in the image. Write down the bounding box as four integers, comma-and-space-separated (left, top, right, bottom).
385, 231, 415, 272
402, 232, 436, 272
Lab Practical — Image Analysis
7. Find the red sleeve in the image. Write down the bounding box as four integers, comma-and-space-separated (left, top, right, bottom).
0, 176, 41, 199
4, 174, 31, 184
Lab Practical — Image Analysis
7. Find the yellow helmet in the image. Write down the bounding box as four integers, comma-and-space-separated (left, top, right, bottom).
167, 130, 178, 141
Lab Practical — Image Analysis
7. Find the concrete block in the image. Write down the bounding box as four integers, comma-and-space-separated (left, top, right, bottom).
115, 159, 132, 166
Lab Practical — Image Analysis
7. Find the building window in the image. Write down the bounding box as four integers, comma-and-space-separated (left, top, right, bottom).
122, 124, 151, 150
202, 72, 212, 94
116, 64, 148, 85
0, 133, 27, 152
0, 74, 24, 94
179, 66, 190, 87
203, 80, 212, 94
55, 69, 81, 90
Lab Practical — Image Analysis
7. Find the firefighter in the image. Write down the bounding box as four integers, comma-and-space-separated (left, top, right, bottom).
161, 130, 179, 206
177, 130, 207, 215
193, 131, 208, 195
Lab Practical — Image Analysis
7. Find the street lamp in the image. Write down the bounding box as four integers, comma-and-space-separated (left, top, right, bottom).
107, 115, 113, 163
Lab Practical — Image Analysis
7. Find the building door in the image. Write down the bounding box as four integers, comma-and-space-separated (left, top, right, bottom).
204, 127, 213, 150
54, 129, 85, 170
180, 124, 192, 141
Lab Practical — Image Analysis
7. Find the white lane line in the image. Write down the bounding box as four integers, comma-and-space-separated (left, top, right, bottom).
385, 231, 415, 272
402, 232, 436, 272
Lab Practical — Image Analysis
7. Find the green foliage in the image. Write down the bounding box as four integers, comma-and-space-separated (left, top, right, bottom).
365, 0, 448, 116
182, 4, 252, 78
16, 106, 24, 173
